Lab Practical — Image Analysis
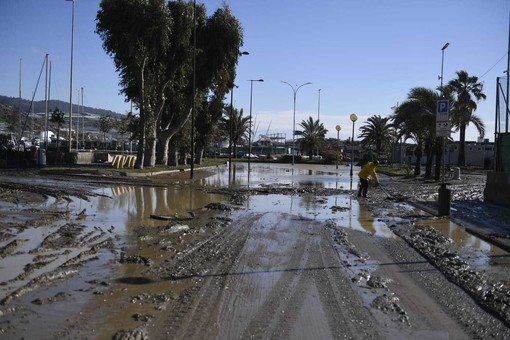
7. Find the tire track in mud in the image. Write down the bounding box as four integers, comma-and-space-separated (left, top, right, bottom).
313, 224, 380, 339
153, 208, 382, 339
226, 212, 380, 339
149, 214, 256, 339
374, 232, 510, 339
337, 222, 510, 339
236, 213, 313, 339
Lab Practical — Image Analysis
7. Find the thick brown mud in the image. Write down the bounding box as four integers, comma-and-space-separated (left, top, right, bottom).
0, 165, 509, 339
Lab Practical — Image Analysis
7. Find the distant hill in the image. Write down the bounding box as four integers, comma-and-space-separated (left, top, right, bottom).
0, 95, 124, 118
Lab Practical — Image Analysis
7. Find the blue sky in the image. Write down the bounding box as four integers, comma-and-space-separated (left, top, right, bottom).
1, 0, 508, 142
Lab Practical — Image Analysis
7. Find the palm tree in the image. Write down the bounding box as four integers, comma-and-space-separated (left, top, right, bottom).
97, 115, 115, 150
391, 87, 439, 177
220, 106, 250, 158
295, 116, 328, 158
49, 107, 65, 164
446, 70, 486, 166
358, 115, 394, 158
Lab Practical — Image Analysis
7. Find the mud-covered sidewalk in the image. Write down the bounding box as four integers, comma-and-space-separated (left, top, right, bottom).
0, 165, 509, 339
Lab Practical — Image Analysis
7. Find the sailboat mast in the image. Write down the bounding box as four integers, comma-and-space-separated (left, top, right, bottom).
18, 58, 22, 138
81, 87, 84, 150
76, 89, 80, 149
45, 61, 52, 153
44, 54, 49, 143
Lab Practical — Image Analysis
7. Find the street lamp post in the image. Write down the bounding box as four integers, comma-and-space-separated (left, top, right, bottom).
190, 0, 197, 179
317, 89, 321, 157
66, 0, 75, 153
439, 42, 449, 95
228, 52, 249, 182
248, 79, 264, 182
281, 81, 312, 166
440, 42, 449, 182
335, 125, 341, 170
228, 85, 237, 182
349, 113, 358, 178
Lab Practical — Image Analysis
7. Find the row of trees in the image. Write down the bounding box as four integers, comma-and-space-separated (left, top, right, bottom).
263, 69, 485, 178
353, 70, 486, 178
96, 0, 244, 169
96, 2, 486, 175
394, 70, 485, 178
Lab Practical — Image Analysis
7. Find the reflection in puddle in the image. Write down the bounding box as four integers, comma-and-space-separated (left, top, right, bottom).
419, 218, 509, 271
234, 193, 394, 238
0, 185, 224, 338
90, 185, 226, 229
2, 162, 509, 337
201, 163, 357, 189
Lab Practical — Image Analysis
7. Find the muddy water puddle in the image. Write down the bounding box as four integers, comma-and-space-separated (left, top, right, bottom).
233, 193, 394, 238
417, 218, 510, 274
2, 163, 508, 337
0, 184, 224, 338
201, 163, 357, 189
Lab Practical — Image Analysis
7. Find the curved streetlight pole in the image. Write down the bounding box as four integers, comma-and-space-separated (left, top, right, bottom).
248, 79, 264, 183
349, 113, 358, 178
335, 125, 341, 170
280, 81, 312, 166
66, 0, 75, 152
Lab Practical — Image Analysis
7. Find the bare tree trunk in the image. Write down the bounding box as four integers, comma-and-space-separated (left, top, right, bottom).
156, 135, 171, 165
144, 129, 156, 167
179, 148, 187, 165
414, 144, 422, 176
194, 143, 204, 165
156, 106, 193, 164
135, 133, 145, 169
168, 143, 178, 166
135, 58, 147, 169
434, 137, 442, 180
458, 124, 466, 166
424, 141, 433, 179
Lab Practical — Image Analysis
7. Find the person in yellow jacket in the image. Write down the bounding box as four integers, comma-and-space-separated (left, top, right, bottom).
357, 160, 379, 198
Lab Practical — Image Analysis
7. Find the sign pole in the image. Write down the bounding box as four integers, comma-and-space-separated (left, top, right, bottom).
436, 99, 450, 182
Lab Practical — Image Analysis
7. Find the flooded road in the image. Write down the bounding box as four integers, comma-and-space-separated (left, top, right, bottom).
1, 163, 509, 339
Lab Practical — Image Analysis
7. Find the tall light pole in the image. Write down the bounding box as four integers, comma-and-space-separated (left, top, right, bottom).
506, 12, 510, 132
76, 88, 80, 150
349, 113, 358, 178
81, 87, 84, 150
316, 89, 322, 157
440, 42, 449, 182
248, 79, 264, 182
281, 81, 312, 165
228, 52, 249, 182
228, 84, 238, 182
190, 0, 197, 179
66, 0, 75, 153
439, 42, 449, 96
335, 125, 341, 170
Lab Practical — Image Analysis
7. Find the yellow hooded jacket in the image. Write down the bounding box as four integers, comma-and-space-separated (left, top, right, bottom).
358, 162, 379, 183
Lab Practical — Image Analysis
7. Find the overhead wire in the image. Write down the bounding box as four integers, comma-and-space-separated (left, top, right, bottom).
479, 52, 509, 80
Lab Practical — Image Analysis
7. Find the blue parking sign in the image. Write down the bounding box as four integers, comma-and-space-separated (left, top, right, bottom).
437, 100, 449, 113
436, 100, 449, 122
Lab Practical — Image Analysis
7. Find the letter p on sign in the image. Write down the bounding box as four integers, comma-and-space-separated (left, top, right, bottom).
436, 100, 449, 122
